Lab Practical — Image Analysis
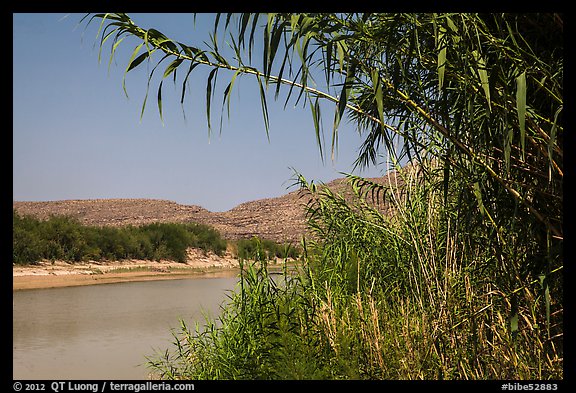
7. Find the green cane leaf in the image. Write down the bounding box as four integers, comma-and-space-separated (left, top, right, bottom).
547, 105, 562, 181
472, 50, 490, 111
437, 26, 447, 91
516, 71, 527, 160
206, 68, 219, 134
504, 128, 513, 176
157, 80, 164, 125
163, 58, 184, 79
473, 182, 485, 216
123, 43, 144, 97
256, 74, 270, 140
370, 69, 384, 125
309, 95, 324, 162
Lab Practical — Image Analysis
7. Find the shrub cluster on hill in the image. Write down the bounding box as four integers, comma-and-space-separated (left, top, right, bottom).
12, 210, 227, 264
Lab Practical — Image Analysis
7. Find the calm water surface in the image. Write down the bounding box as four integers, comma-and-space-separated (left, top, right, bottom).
13, 276, 239, 380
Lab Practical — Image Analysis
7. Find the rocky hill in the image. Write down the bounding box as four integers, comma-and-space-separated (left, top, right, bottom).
13, 168, 411, 244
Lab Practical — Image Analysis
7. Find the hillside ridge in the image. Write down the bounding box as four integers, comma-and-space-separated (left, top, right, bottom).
13, 170, 408, 243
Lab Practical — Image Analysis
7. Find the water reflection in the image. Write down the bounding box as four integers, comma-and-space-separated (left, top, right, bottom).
13, 276, 239, 380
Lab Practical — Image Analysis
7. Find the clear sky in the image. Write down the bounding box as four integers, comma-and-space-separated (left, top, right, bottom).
13, 13, 386, 212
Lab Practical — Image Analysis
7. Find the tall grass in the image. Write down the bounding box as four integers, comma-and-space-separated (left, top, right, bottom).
148, 162, 562, 379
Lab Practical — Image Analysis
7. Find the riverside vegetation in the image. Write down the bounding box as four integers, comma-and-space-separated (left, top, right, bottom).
78, 13, 561, 379
12, 210, 299, 264
147, 164, 562, 379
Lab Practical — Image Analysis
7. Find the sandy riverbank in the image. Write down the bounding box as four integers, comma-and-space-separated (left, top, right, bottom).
13, 249, 242, 291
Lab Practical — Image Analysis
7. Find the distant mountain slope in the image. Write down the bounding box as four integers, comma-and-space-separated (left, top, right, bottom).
13, 168, 411, 243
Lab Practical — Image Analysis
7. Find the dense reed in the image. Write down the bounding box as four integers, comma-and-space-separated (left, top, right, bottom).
148, 162, 562, 379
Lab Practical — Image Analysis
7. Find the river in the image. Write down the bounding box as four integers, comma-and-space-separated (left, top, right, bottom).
13, 276, 239, 380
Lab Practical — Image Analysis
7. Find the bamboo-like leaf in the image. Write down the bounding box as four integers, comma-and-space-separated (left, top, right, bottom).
206, 68, 219, 133
274, 36, 290, 100
123, 43, 144, 97
108, 35, 128, 73
515, 71, 527, 160
255, 74, 270, 140
163, 58, 184, 79
539, 274, 551, 339
126, 49, 149, 73
545, 278, 551, 340
309, 95, 324, 162
336, 40, 346, 72
504, 128, 513, 176
267, 18, 284, 81
446, 16, 458, 35
324, 40, 333, 87
139, 54, 169, 122
224, 13, 233, 32
248, 13, 260, 63
157, 80, 164, 125
473, 182, 485, 216
370, 69, 384, 125
333, 62, 356, 135
472, 50, 490, 111
547, 105, 562, 181
238, 13, 251, 49
437, 25, 447, 91
222, 69, 242, 120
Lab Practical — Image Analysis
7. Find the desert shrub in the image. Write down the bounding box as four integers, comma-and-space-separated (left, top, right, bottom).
12, 210, 227, 264
184, 222, 227, 256
236, 237, 301, 261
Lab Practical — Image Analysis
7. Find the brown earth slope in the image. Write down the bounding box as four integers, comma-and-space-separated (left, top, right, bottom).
13, 168, 411, 244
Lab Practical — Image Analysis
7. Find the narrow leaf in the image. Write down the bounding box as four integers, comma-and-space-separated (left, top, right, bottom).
336, 40, 346, 72
157, 80, 164, 125
504, 128, 513, 175
163, 58, 184, 79
333, 62, 356, 133
309, 95, 324, 162
371, 69, 384, 125
472, 50, 490, 111
547, 105, 562, 181
325, 40, 333, 87
255, 74, 270, 140
437, 26, 447, 91
442, 155, 450, 206
473, 182, 485, 216
222, 69, 241, 120
516, 71, 527, 160
126, 50, 149, 73
206, 68, 219, 134
123, 43, 144, 97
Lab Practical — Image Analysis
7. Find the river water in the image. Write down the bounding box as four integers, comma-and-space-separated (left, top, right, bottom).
13, 276, 239, 380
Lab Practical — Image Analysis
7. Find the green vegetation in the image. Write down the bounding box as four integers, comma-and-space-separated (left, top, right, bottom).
85, 13, 562, 379
235, 236, 300, 261
148, 168, 562, 379
12, 210, 300, 265
12, 211, 227, 264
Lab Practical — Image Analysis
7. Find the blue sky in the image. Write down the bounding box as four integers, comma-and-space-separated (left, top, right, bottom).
13, 13, 386, 212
